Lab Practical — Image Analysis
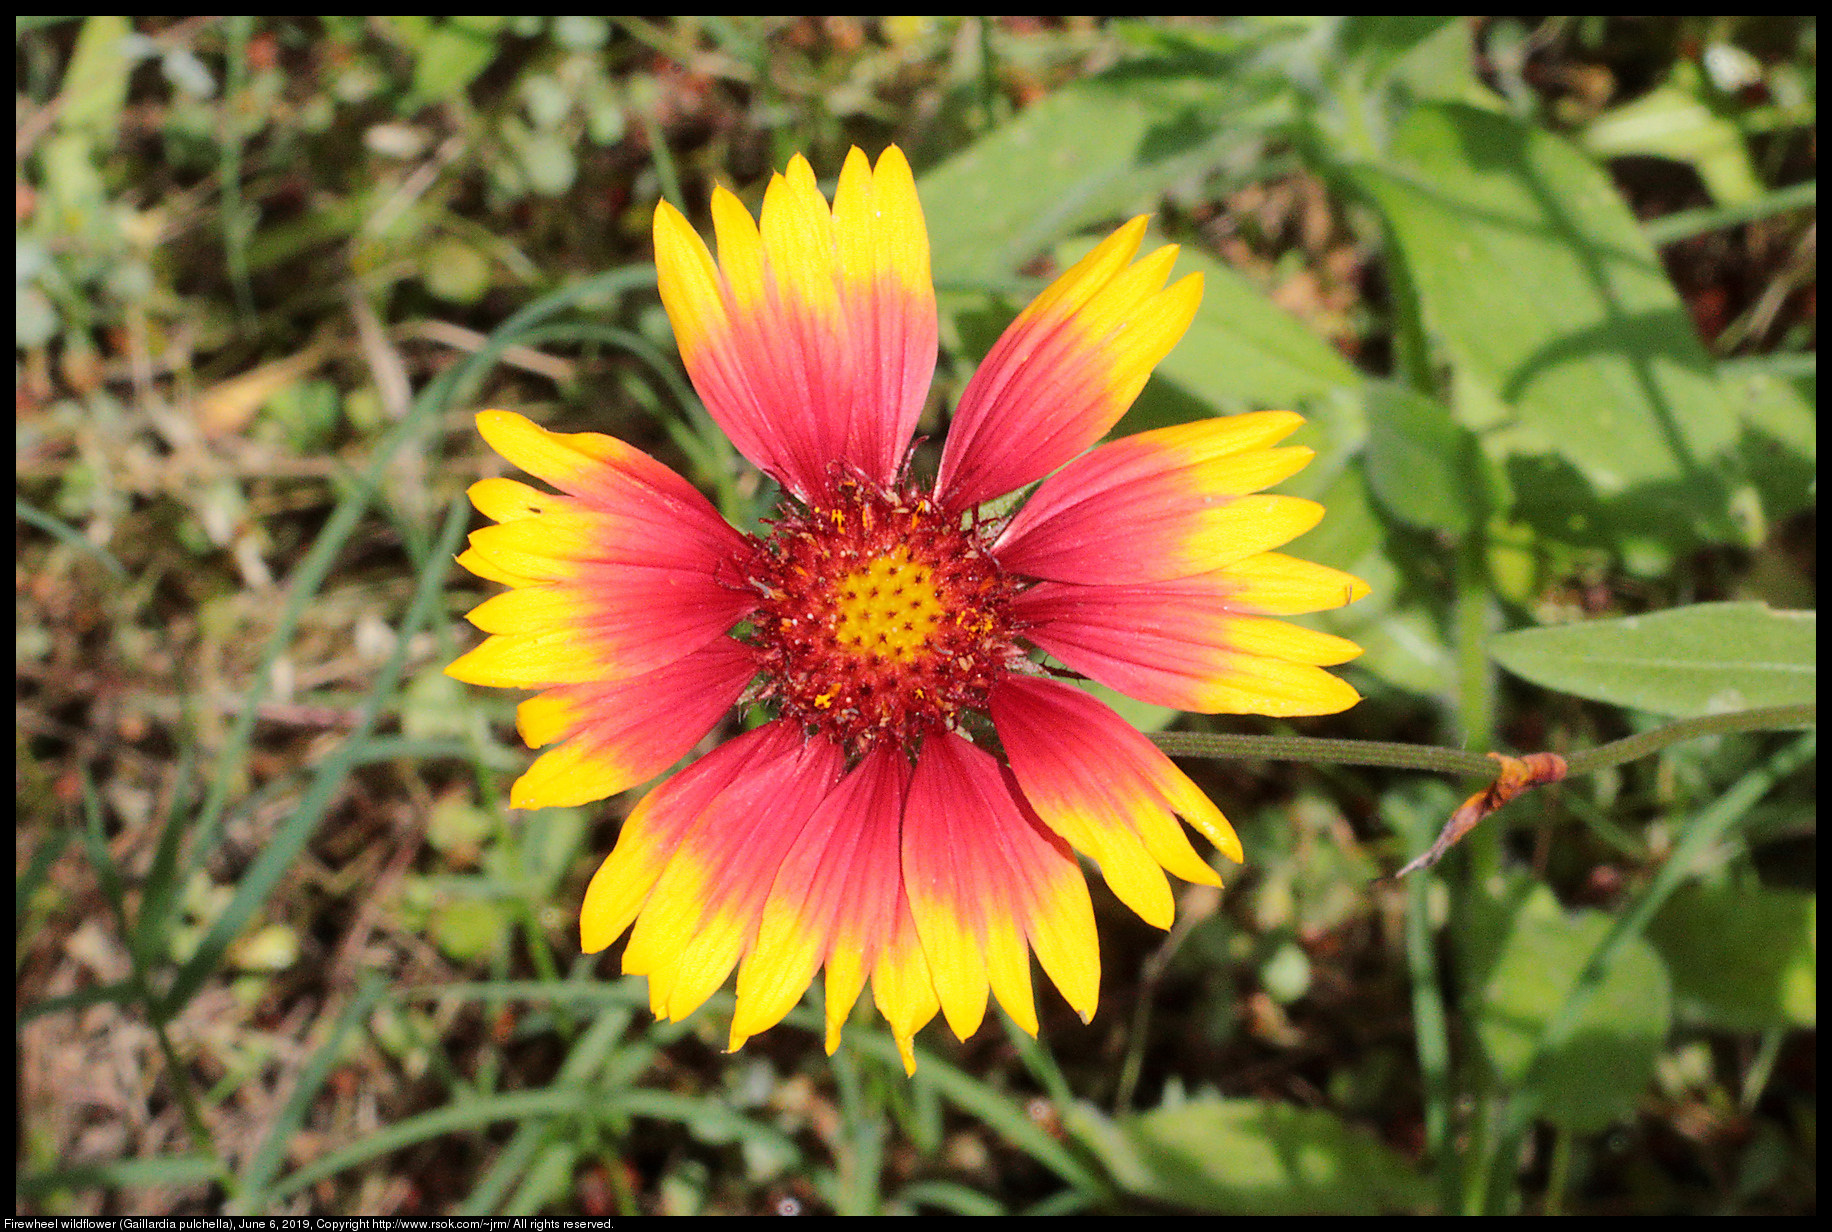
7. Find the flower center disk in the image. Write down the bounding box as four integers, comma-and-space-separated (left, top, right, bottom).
744, 480, 1022, 752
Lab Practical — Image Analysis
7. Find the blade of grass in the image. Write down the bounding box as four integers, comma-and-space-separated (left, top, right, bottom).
16, 1155, 225, 1200
1000, 1009, 1076, 1113
16, 496, 127, 578
16, 979, 136, 1024
835, 1025, 1110, 1201
78, 772, 228, 1193
129, 717, 202, 972
403, 978, 654, 1007
831, 1048, 884, 1216
233, 971, 387, 1211
1643, 179, 1815, 246
458, 1005, 634, 1215
16, 826, 72, 928
262, 1088, 593, 1203
896, 1179, 1007, 1216
1404, 827, 1454, 1200
177, 266, 660, 939
1717, 352, 1817, 380
165, 495, 470, 1010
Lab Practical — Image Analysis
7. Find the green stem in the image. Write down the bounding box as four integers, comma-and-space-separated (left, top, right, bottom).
1150, 731, 1494, 775
1543, 1124, 1574, 1216
641, 110, 685, 214
1405, 856, 1452, 1171
221, 15, 257, 328
1454, 537, 1496, 754
1148, 703, 1815, 779
1565, 704, 1815, 775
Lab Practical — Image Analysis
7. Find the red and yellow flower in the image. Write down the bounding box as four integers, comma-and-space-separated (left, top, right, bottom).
449, 146, 1368, 1070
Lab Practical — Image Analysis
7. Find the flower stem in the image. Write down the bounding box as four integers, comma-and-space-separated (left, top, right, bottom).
1149, 702, 1815, 780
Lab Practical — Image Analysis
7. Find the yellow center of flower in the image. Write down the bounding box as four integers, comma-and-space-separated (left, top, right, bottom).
742, 478, 1025, 753
830, 548, 944, 663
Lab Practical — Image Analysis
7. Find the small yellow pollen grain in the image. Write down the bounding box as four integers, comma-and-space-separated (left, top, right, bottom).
813, 691, 834, 708
828, 546, 945, 664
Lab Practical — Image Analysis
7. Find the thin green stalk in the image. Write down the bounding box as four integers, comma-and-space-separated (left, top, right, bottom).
78, 775, 232, 1199
831, 1049, 883, 1216
975, 17, 999, 132
1542, 1124, 1574, 1216
1451, 532, 1504, 1212
1459, 1087, 1497, 1215
1742, 1029, 1785, 1115
220, 15, 257, 327
16, 497, 127, 578
1643, 179, 1815, 245
1405, 855, 1452, 1171
1150, 731, 1494, 775
641, 110, 684, 214
1149, 704, 1815, 779
1565, 704, 1815, 775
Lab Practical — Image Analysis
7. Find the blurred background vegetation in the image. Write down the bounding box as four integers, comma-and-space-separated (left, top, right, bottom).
15, 16, 1815, 1216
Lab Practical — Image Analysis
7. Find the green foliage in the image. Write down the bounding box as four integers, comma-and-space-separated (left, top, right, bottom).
1648, 884, 1816, 1029
1474, 883, 1672, 1132
1076, 1096, 1428, 1213
1490, 602, 1817, 715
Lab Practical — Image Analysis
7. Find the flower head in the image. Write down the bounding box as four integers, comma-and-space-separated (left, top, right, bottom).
449, 146, 1369, 1070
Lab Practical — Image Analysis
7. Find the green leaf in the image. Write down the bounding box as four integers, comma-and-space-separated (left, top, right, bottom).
1122, 1097, 1428, 1213
422, 237, 493, 304
1150, 245, 1364, 410
1476, 885, 1671, 1132
1298, 464, 1455, 699
920, 68, 1280, 286
1582, 79, 1761, 207
18, 1155, 224, 1199
1647, 884, 1816, 1029
57, 16, 133, 142
1489, 601, 1816, 716
1360, 383, 1477, 533
1350, 104, 1736, 513
410, 17, 510, 104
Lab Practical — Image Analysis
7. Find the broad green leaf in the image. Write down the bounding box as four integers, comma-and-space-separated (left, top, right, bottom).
1360, 383, 1477, 533
1489, 602, 1816, 716
920, 68, 1282, 286
1122, 1097, 1428, 1214
1350, 104, 1736, 510
1724, 367, 1816, 525
1299, 464, 1454, 699
57, 16, 133, 142
1151, 246, 1364, 409
1723, 368, 1815, 462
1647, 885, 1816, 1030
410, 17, 510, 104
1477, 885, 1671, 1132
1332, 15, 1463, 88
1582, 78, 1761, 207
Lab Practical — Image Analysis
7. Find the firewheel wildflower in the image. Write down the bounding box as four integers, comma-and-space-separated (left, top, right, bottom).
448, 146, 1368, 1071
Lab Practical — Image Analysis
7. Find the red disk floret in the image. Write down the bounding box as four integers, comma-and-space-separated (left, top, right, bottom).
742, 477, 1025, 754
